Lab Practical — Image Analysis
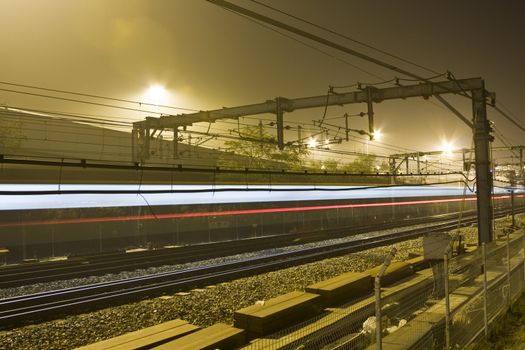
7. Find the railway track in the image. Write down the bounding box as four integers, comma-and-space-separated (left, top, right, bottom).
1, 209, 521, 330
0, 210, 477, 288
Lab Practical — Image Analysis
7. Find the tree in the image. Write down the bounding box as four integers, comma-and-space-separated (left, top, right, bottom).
341, 155, 377, 173
0, 110, 25, 154
309, 159, 340, 172
217, 125, 308, 170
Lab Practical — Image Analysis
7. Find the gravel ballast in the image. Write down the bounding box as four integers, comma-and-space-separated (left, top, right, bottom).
0, 215, 522, 350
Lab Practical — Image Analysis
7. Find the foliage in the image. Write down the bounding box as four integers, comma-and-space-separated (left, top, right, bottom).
0, 115, 24, 154
340, 155, 378, 173
217, 125, 308, 170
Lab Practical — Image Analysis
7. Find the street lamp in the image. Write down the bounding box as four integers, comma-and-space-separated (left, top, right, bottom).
307, 137, 318, 148
372, 129, 382, 141
143, 84, 169, 105
441, 141, 454, 156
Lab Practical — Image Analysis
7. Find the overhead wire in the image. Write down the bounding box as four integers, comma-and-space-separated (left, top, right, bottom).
0, 87, 172, 116
0, 80, 199, 113
0, 180, 476, 195
247, 0, 442, 76
221, 7, 386, 80
492, 103, 525, 134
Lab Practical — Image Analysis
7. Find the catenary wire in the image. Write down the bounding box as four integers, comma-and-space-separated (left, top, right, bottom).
247, 0, 442, 76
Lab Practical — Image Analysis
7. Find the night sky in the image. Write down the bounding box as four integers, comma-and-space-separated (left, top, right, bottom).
0, 0, 524, 154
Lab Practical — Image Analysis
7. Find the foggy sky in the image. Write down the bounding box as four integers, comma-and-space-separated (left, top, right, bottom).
0, 0, 524, 153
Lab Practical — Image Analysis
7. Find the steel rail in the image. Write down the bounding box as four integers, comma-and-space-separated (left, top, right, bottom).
2, 209, 521, 329
0, 210, 476, 288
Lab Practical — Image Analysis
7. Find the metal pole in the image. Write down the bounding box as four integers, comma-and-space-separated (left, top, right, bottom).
511, 190, 516, 228
366, 87, 375, 139
472, 86, 494, 245
22, 222, 27, 261
131, 128, 137, 163
375, 278, 382, 350
375, 248, 397, 350
520, 146, 525, 187
482, 243, 488, 336
173, 127, 179, 159
507, 230, 511, 305
276, 97, 285, 150
345, 113, 349, 141
444, 252, 451, 350
523, 229, 525, 285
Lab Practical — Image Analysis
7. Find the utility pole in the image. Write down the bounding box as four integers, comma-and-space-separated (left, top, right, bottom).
366, 87, 375, 140
173, 127, 179, 159
345, 113, 349, 141
521, 148, 524, 186
207, 0, 494, 243
472, 86, 493, 243
258, 119, 264, 151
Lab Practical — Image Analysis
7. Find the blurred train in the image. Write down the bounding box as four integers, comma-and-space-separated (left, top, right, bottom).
0, 184, 523, 263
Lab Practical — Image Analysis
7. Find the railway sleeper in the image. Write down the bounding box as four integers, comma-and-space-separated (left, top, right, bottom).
75, 256, 430, 349
75, 319, 199, 350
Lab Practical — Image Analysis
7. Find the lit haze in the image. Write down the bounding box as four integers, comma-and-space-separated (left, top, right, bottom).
0, 0, 523, 152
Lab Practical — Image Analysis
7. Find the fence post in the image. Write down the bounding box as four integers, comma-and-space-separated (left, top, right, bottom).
444, 252, 450, 350
375, 247, 397, 350
482, 242, 488, 336
523, 230, 525, 285
507, 230, 511, 306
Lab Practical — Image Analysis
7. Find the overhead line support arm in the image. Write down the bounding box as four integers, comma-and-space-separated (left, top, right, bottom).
207, 0, 473, 129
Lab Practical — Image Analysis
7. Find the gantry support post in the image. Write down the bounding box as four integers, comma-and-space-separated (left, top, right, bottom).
472, 85, 493, 244
520, 146, 525, 187
131, 128, 138, 163
366, 86, 375, 140
173, 127, 179, 159
345, 113, 350, 141
462, 148, 467, 171
276, 97, 285, 150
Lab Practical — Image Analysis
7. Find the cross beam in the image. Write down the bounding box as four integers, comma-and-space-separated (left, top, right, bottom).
134, 78, 480, 131
132, 77, 480, 159
131, 78, 494, 244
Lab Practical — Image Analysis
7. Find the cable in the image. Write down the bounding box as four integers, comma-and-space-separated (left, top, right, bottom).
222, 7, 385, 80
317, 89, 331, 127
0, 180, 476, 195
492, 104, 525, 134
0, 87, 192, 117
0, 80, 199, 113
247, 0, 441, 75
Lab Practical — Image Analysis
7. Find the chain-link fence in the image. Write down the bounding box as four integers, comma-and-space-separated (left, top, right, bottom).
240, 226, 525, 350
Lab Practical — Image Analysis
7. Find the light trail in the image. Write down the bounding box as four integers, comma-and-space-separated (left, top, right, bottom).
1, 194, 519, 228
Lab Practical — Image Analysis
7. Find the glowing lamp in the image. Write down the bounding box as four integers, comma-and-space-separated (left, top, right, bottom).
372, 130, 382, 141
441, 142, 454, 156
143, 84, 169, 105
307, 137, 318, 148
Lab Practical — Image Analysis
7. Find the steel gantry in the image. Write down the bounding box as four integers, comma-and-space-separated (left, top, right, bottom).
131, 0, 497, 244
132, 77, 494, 243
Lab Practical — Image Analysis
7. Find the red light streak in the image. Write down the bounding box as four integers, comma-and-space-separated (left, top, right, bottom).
0, 194, 519, 228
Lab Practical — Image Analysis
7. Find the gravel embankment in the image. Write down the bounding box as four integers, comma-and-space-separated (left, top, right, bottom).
0, 224, 431, 299
0, 215, 522, 350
